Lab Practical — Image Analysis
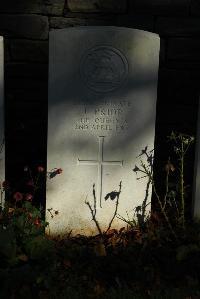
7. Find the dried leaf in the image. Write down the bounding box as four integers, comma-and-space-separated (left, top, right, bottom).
106, 228, 117, 236
94, 242, 106, 256
63, 259, 71, 268
119, 227, 125, 233
105, 191, 119, 201
165, 159, 175, 173
18, 254, 28, 262
94, 282, 105, 296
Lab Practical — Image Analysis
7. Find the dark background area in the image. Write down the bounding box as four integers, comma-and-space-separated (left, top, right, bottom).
0, 0, 200, 214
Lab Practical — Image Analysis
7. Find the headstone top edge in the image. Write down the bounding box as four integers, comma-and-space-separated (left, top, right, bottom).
49, 27, 160, 41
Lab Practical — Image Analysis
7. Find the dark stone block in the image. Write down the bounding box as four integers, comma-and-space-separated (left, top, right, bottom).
0, 0, 65, 16
64, 11, 115, 18
156, 17, 200, 36
67, 0, 127, 13
5, 77, 47, 91
9, 40, 48, 62
49, 16, 115, 28
130, 0, 190, 16
6, 90, 47, 102
9, 104, 46, 117
5, 63, 48, 79
4, 38, 11, 62
115, 14, 154, 31
50, 14, 154, 33
50, 17, 86, 28
7, 99, 45, 112
159, 38, 167, 68
0, 15, 49, 40
157, 68, 200, 104
163, 60, 200, 70
191, 0, 200, 16
168, 38, 200, 61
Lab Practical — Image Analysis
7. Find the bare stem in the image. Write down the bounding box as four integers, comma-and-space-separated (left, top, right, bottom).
179, 153, 185, 228
106, 181, 122, 233
85, 200, 103, 236
152, 183, 177, 238
141, 178, 151, 221
163, 170, 169, 210
92, 184, 97, 218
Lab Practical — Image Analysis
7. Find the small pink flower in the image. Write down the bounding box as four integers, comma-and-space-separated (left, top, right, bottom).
28, 212, 32, 219
13, 192, 23, 202
34, 217, 41, 227
49, 168, 63, 179
25, 193, 33, 202
8, 208, 15, 213
37, 166, 45, 173
56, 168, 63, 174
27, 180, 34, 187
2, 180, 9, 190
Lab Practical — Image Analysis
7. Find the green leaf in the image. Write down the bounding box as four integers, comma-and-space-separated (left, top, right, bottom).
36, 276, 44, 284
25, 235, 55, 260
15, 215, 25, 229
23, 201, 32, 210
0, 226, 17, 261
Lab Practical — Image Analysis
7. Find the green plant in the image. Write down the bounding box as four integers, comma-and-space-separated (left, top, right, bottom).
1, 134, 199, 298
0, 165, 56, 267
118, 132, 194, 239
85, 181, 122, 236
168, 132, 194, 228
117, 147, 153, 231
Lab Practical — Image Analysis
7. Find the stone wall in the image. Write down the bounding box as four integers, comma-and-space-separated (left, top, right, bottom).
0, 0, 200, 211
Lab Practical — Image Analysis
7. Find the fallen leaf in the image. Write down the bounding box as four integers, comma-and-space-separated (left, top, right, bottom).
18, 254, 28, 262
94, 241, 106, 256
63, 259, 71, 268
94, 282, 105, 296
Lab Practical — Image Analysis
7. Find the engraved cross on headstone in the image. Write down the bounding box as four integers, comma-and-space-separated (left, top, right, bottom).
78, 136, 123, 208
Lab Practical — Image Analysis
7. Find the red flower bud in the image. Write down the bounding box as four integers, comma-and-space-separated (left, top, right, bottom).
13, 192, 23, 202
37, 166, 45, 173
28, 212, 32, 219
25, 193, 33, 202
34, 217, 41, 227
2, 180, 9, 190
56, 168, 63, 174
27, 180, 34, 187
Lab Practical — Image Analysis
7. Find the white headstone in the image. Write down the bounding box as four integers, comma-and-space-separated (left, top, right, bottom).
47, 27, 160, 236
0, 37, 4, 207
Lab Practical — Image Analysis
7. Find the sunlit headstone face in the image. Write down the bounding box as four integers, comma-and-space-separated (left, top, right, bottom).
0, 37, 5, 207
47, 27, 160, 236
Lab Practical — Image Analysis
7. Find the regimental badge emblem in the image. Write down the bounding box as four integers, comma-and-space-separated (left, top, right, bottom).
80, 46, 128, 93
